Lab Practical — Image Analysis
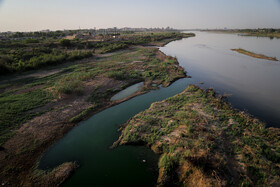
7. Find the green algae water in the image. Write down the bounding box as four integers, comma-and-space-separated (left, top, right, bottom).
39, 78, 194, 187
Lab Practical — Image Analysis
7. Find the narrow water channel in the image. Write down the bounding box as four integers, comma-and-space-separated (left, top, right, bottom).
39, 78, 195, 186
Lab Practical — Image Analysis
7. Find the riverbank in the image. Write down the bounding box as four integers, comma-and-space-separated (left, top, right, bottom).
232, 48, 278, 61
244, 33, 280, 38
0, 33, 194, 186
115, 85, 280, 186
203, 29, 280, 39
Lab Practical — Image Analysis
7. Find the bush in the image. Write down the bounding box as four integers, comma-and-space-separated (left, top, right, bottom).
24, 38, 39, 44
68, 50, 92, 60
106, 70, 126, 80
19, 52, 67, 71
54, 77, 83, 95
59, 39, 71, 47
1, 49, 92, 73
101, 43, 127, 53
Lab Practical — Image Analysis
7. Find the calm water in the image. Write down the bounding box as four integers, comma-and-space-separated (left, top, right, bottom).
161, 31, 280, 127
40, 32, 280, 186
110, 82, 144, 101
39, 78, 195, 186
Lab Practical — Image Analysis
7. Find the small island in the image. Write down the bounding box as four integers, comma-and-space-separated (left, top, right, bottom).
232, 48, 278, 61
115, 85, 280, 186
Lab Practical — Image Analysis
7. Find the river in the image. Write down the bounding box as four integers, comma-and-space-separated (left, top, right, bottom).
39, 31, 280, 186
161, 31, 280, 127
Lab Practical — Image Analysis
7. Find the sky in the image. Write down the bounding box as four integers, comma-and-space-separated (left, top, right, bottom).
0, 0, 280, 32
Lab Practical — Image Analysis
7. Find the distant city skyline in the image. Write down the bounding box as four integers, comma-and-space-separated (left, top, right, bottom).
0, 0, 280, 32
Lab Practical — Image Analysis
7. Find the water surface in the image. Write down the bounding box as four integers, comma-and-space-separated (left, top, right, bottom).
39, 78, 194, 186
110, 82, 144, 101
161, 31, 280, 127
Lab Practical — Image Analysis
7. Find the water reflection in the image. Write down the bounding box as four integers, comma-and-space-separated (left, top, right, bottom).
110, 82, 144, 101
39, 78, 193, 187
160, 31, 280, 127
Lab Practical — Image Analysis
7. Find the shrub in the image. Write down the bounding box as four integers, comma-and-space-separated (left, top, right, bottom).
101, 43, 127, 53
54, 77, 83, 95
59, 39, 71, 47
106, 70, 126, 80
24, 38, 39, 44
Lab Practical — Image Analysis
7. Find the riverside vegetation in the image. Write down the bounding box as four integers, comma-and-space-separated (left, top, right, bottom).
0, 31, 194, 186
204, 28, 280, 39
115, 85, 280, 186
0, 32, 194, 74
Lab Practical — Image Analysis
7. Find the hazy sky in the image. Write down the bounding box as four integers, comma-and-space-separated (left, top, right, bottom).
0, 0, 280, 32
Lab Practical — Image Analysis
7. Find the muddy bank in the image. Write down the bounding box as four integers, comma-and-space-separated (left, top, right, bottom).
115, 85, 280, 186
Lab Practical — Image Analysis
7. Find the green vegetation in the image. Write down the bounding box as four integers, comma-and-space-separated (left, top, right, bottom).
232, 48, 278, 61
0, 33, 191, 145
0, 46, 93, 74
59, 39, 71, 47
0, 31, 195, 186
7, 30, 66, 39
205, 28, 280, 39
0, 32, 194, 75
240, 29, 280, 38
0, 87, 53, 145
54, 77, 83, 95
117, 85, 280, 186
24, 38, 39, 44
69, 106, 96, 123
100, 43, 128, 54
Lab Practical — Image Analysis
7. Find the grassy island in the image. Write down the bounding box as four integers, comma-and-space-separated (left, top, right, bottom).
115, 85, 280, 186
0, 31, 194, 186
232, 48, 278, 61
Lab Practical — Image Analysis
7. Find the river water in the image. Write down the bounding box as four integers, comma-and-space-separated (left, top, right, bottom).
110, 82, 144, 101
161, 31, 280, 127
39, 78, 195, 186
39, 32, 280, 186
